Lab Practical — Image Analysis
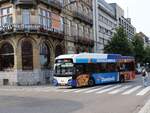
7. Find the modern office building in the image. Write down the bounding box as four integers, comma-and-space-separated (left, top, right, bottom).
63, 0, 94, 54
93, 0, 136, 53
110, 3, 136, 40
93, 0, 117, 53
137, 32, 150, 47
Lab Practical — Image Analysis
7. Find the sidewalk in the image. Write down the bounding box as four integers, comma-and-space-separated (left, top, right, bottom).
138, 98, 150, 113
138, 72, 150, 113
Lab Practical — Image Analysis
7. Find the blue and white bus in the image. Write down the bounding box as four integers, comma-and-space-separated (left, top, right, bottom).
53, 53, 135, 87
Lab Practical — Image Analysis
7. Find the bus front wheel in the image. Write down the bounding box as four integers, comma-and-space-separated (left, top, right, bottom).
88, 78, 95, 87
119, 75, 125, 83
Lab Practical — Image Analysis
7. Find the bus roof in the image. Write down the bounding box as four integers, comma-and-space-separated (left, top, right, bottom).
55, 53, 129, 63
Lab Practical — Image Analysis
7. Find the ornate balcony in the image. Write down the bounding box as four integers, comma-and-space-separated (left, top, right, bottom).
0, 24, 64, 40
15, 0, 37, 6
74, 36, 94, 47
48, 0, 63, 11
40, 0, 62, 11
72, 10, 93, 26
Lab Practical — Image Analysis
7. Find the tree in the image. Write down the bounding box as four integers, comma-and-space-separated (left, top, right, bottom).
143, 46, 150, 64
104, 27, 133, 56
132, 34, 145, 64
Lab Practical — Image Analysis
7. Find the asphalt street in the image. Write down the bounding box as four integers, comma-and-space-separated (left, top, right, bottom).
0, 74, 149, 113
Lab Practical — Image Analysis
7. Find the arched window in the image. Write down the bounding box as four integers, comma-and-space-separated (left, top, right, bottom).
21, 40, 33, 70
40, 43, 50, 68
0, 42, 14, 71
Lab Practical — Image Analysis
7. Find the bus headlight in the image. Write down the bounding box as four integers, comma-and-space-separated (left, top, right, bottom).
67, 79, 72, 86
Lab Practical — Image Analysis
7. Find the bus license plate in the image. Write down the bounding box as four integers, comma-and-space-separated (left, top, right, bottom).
60, 80, 66, 85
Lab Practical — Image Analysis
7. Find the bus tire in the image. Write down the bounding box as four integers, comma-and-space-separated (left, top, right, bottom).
88, 78, 95, 87
119, 75, 125, 83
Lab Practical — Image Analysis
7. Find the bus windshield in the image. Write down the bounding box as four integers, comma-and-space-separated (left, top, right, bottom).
54, 59, 74, 77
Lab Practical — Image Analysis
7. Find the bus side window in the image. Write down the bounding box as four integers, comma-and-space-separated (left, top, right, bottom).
100, 63, 107, 73
106, 63, 117, 72
75, 64, 85, 75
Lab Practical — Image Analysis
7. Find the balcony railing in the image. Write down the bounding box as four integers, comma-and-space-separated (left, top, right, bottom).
48, 0, 63, 11
72, 10, 93, 26
0, 24, 64, 39
40, 0, 63, 11
15, 0, 37, 6
74, 35, 94, 47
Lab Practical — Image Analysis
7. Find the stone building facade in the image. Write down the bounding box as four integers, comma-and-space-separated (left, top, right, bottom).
0, 0, 65, 85
110, 3, 136, 40
0, 0, 94, 85
63, 0, 94, 54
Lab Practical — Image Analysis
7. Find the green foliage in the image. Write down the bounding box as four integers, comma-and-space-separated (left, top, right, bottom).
104, 27, 150, 65
104, 27, 133, 56
132, 34, 145, 63
144, 46, 150, 64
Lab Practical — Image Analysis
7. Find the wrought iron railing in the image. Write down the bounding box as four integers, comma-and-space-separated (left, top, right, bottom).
0, 24, 64, 38
15, 0, 36, 5
48, 0, 63, 10
72, 10, 93, 26
40, 0, 63, 11
74, 35, 94, 46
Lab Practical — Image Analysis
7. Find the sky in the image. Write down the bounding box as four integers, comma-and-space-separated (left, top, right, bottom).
105, 0, 150, 37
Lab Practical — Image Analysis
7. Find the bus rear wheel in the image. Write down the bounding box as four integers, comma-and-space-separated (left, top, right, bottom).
119, 75, 125, 83
88, 78, 95, 87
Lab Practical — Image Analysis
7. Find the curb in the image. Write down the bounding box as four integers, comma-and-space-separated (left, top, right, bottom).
138, 99, 150, 113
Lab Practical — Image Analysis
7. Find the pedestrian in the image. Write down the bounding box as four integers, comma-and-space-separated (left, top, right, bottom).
142, 68, 149, 87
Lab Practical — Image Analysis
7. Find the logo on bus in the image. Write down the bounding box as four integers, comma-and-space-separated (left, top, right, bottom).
101, 77, 116, 82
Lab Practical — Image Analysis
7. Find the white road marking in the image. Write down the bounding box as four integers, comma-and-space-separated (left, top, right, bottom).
63, 89, 79, 92
84, 85, 113, 93
96, 85, 122, 94
108, 85, 132, 94
74, 87, 94, 93
122, 86, 142, 95
136, 86, 150, 96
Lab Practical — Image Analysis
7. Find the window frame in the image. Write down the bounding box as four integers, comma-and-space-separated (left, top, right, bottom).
0, 7, 13, 26
21, 40, 33, 70
22, 9, 30, 25
0, 42, 14, 71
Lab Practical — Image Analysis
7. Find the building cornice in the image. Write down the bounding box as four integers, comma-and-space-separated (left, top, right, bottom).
98, 4, 116, 20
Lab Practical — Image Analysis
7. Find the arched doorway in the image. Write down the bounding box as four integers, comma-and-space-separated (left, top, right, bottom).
0, 42, 14, 71
40, 42, 51, 84
40, 43, 50, 69
21, 40, 33, 70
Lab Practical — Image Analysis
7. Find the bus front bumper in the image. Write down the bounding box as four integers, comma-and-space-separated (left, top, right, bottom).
52, 77, 72, 86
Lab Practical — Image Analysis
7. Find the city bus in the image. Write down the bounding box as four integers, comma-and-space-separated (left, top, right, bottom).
53, 53, 135, 87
